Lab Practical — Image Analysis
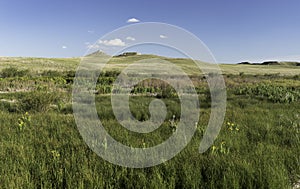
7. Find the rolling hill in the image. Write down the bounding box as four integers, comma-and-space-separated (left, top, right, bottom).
0, 54, 300, 76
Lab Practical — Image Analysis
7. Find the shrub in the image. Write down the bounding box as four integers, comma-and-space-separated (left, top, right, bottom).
57, 103, 73, 114
160, 86, 177, 99
235, 84, 300, 103
0, 67, 29, 78
0, 101, 18, 112
41, 70, 64, 77
18, 91, 60, 113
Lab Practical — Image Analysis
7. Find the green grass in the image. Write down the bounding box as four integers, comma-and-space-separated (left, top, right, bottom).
220, 64, 300, 76
0, 93, 299, 188
0, 56, 300, 188
0, 57, 80, 73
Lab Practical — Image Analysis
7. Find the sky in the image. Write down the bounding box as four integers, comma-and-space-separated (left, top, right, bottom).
1, 0, 300, 63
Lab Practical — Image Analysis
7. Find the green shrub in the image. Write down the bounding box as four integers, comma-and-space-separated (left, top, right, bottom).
0, 67, 30, 78
0, 100, 18, 112
41, 70, 64, 77
18, 91, 60, 113
160, 86, 177, 98
57, 103, 73, 114
235, 84, 300, 103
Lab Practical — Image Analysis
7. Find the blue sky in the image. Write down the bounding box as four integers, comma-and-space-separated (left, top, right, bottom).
1, 0, 300, 63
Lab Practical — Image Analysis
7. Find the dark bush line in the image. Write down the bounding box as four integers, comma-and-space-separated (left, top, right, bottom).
234, 84, 300, 103
0, 67, 30, 78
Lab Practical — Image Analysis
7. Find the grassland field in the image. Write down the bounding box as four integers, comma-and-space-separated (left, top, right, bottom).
0, 55, 300, 188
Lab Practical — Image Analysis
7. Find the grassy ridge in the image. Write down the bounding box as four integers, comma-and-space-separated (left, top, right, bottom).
1, 55, 300, 75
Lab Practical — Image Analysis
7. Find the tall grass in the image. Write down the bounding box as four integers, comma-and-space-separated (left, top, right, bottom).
0, 93, 299, 188
0, 62, 299, 188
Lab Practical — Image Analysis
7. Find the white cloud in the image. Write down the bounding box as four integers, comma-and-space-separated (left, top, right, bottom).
85, 42, 99, 49
87, 44, 100, 49
127, 18, 140, 23
88, 30, 95, 34
159, 35, 168, 39
62, 46, 67, 49
126, 36, 136, 41
99, 38, 126, 47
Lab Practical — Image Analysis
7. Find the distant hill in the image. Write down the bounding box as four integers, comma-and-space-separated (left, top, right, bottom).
85, 50, 108, 57
113, 52, 141, 57
238, 61, 300, 66
278, 61, 300, 66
